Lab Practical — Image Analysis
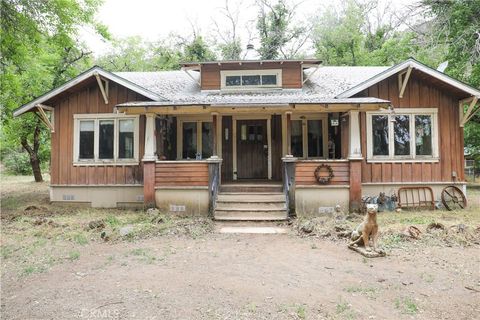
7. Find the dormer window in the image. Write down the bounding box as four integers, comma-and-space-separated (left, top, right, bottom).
221, 69, 282, 90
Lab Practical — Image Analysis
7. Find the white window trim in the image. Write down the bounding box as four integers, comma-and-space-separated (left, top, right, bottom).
366, 108, 439, 162
73, 113, 140, 166
220, 69, 282, 90
291, 114, 329, 159
176, 116, 213, 160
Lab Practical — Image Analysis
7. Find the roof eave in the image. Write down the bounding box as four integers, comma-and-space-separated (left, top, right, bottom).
336, 58, 480, 99
13, 66, 168, 117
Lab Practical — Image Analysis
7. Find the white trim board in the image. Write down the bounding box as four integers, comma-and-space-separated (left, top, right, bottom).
13, 66, 166, 117
336, 58, 480, 99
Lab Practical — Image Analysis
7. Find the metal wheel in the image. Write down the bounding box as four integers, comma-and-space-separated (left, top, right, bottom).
441, 186, 467, 211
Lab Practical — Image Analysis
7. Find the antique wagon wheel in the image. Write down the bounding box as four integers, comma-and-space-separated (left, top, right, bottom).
441, 186, 467, 211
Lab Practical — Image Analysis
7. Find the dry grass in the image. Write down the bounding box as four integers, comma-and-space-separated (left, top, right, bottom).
0, 174, 213, 278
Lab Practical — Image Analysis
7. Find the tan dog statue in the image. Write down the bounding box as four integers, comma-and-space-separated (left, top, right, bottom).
349, 204, 379, 252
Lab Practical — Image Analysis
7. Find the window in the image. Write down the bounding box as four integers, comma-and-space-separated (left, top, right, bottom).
74, 114, 139, 165
290, 120, 303, 157
79, 120, 94, 159
289, 115, 328, 158
119, 119, 134, 159
221, 69, 282, 89
178, 119, 213, 160
366, 109, 438, 161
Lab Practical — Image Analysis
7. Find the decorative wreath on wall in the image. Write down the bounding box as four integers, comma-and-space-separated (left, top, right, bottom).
314, 164, 335, 185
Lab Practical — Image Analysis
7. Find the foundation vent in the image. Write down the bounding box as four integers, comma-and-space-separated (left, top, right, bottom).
136, 195, 144, 202
169, 204, 186, 212
62, 194, 75, 201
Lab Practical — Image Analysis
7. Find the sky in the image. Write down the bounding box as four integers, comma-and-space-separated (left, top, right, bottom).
80, 0, 418, 57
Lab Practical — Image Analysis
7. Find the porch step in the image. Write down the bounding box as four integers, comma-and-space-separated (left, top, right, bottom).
214, 189, 288, 221
215, 221, 289, 234
220, 184, 283, 193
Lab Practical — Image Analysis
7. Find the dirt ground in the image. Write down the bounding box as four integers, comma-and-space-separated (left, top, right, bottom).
1, 175, 480, 320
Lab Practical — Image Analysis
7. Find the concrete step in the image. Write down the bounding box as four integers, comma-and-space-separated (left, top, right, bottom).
215, 202, 286, 210
214, 210, 287, 221
220, 184, 283, 193
216, 193, 285, 203
215, 221, 289, 234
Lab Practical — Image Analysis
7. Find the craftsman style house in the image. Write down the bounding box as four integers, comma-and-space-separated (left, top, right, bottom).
14, 56, 480, 219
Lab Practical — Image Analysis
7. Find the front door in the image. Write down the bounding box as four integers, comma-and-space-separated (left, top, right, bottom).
236, 120, 268, 179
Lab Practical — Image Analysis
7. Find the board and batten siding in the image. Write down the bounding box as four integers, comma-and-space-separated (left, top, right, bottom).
50, 82, 148, 186
154, 162, 209, 187
200, 62, 303, 90
357, 72, 465, 183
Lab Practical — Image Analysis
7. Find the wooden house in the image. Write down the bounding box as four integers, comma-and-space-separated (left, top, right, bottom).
14, 57, 480, 219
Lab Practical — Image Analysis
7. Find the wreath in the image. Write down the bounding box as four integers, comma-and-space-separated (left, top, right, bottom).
314, 164, 334, 185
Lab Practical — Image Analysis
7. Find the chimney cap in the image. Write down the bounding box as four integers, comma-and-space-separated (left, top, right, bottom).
246, 44, 254, 50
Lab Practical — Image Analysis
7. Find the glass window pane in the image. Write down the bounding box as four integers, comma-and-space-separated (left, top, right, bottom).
261, 75, 277, 85
99, 120, 114, 159
182, 122, 197, 159
241, 124, 247, 140
242, 75, 261, 86
201, 122, 213, 159
307, 120, 323, 157
118, 119, 134, 159
415, 115, 432, 156
372, 115, 389, 156
291, 120, 303, 157
225, 75, 241, 86
79, 120, 94, 159
394, 115, 410, 156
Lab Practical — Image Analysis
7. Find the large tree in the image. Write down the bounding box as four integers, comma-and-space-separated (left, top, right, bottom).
256, 0, 309, 59
0, 0, 108, 181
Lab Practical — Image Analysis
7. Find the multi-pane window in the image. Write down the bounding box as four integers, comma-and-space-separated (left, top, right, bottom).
179, 120, 213, 160
74, 115, 139, 164
367, 110, 437, 160
222, 70, 282, 89
289, 116, 327, 158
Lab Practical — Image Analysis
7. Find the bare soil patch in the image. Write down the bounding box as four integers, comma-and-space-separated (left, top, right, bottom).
1, 175, 480, 319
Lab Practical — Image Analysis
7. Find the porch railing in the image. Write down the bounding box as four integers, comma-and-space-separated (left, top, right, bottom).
282, 157, 297, 218
207, 158, 222, 217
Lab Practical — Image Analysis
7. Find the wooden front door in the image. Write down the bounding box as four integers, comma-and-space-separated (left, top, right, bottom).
236, 120, 268, 179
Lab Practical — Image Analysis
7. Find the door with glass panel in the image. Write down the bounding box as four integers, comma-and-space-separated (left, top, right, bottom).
236, 120, 268, 179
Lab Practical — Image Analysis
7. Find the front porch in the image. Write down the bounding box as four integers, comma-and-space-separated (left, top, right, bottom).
122, 102, 385, 216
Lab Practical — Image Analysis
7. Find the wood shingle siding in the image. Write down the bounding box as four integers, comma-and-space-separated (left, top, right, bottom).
295, 161, 350, 185
50, 82, 147, 186
357, 72, 465, 183
154, 162, 209, 187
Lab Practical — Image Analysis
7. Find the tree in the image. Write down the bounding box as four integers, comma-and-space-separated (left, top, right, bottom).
212, 0, 244, 60
182, 36, 217, 62
256, 0, 308, 59
0, 0, 107, 181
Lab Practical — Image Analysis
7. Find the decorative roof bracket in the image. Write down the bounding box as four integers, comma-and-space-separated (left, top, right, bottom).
398, 66, 412, 98
460, 95, 479, 127
94, 72, 109, 104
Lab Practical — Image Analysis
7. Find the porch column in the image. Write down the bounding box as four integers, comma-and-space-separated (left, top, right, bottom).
348, 110, 362, 212
143, 113, 157, 208
286, 111, 292, 156
211, 113, 218, 158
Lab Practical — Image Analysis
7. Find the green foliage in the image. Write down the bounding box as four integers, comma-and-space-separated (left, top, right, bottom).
218, 39, 242, 60
0, 0, 106, 180
182, 36, 216, 62
256, 0, 305, 59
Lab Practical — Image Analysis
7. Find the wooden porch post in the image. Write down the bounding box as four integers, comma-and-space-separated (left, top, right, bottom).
212, 113, 218, 158
286, 112, 292, 156
348, 110, 362, 212
143, 113, 157, 208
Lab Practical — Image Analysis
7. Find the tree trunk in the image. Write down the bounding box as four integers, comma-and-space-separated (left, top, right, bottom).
29, 153, 43, 182
20, 121, 43, 182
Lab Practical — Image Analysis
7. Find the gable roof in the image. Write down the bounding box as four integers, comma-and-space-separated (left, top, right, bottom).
336, 58, 480, 99
13, 66, 167, 117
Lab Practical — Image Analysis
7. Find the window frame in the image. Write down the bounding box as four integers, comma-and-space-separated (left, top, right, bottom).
220, 69, 282, 90
290, 114, 329, 159
176, 116, 214, 160
366, 108, 439, 162
73, 113, 140, 166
